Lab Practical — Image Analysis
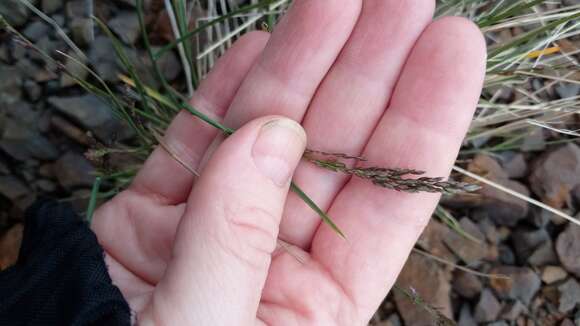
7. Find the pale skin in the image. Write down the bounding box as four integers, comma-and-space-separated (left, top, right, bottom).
92, 1, 487, 325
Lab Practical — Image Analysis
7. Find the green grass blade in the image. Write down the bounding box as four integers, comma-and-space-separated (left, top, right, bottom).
290, 182, 346, 239
87, 176, 102, 225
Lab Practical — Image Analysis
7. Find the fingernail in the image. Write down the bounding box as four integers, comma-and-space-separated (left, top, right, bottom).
252, 118, 306, 187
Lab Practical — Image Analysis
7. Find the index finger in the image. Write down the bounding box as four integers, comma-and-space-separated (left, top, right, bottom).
310, 17, 487, 317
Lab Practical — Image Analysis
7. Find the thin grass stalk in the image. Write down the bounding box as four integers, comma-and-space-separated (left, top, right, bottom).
164, 0, 195, 97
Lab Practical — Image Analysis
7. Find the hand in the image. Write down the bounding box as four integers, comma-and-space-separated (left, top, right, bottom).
92, 1, 486, 324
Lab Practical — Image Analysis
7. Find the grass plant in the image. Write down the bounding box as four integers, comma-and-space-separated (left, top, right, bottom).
3, 0, 580, 323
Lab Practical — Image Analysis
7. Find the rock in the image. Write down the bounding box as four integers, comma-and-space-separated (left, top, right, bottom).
522, 129, 547, 152
572, 185, 580, 208
54, 151, 95, 190
443, 217, 486, 265
417, 219, 456, 262
478, 218, 500, 244
48, 94, 134, 142
70, 18, 94, 46
500, 300, 527, 321
556, 224, 580, 278
528, 240, 558, 266
530, 207, 551, 228
0, 176, 35, 211
88, 36, 120, 82
60, 53, 89, 87
452, 270, 482, 299
500, 152, 528, 179
555, 83, 580, 99
0, 160, 9, 174
490, 266, 541, 305
394, 253, 452, 325
529, 143, 580, 208
23, 21, 51, 42
0, 224, 23, 270
374, 314, 401, 326
560, 319, 575, 326
108, 12, 141, 45
35, 179, 57, 193
558, 278, 580, 313
0, 65, 23, 104
23, 79, 42, 102
0, 0, 31, 27
458, 304, 476, 326
498, 244, 516, 265
450, 155, 529, 226
474, 289, 501, 323
511, 228, 549, 264
0, 118, 59, 161
487, 321, 508, 326
154, 46, 181, 81
41, 0, 63, 14
542, 266, 568, 284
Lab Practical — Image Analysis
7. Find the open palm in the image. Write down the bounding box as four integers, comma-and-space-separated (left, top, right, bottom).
92, 1, 486, 324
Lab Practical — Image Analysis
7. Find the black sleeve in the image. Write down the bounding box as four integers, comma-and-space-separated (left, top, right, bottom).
0, 200, 131, 326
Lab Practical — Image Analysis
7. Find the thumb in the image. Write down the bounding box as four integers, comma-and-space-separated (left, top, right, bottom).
148, 116, 306, 325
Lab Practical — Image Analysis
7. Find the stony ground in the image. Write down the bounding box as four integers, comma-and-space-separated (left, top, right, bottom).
1, 1, 580, 325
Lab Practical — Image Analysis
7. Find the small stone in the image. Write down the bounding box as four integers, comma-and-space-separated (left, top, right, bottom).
89, 36, 119, 82
0, 224, 23, 270
560, 319, 575, 326
154, 46, 181, 81
0, 65, 23, 104
0, 118, 59, 161
490, 266, 541, 305
108, 12, 141, 45
443, 217, 486, 265
60, 53, 89, 87
54, 151, 95, 190
500, 152, 528, 179
521, 129, 546, 152
35, 179, 57, 193
499, 244, 516, 265
23, 21, 51, 42
0, 176, 35, 211
511, 228, 549, 264
500, 300, 527, 321
417, 219, 456, 262
529, 143, 580, 208
542, 266, 568, 284
0, 0, 30, 27
453, 270, 483, 299
452, 155, 530, 226
458, 304, 476, 326
528, 240, 558, 267
23, 79, 42, 102
0, 160, 9, 174
474, 289, 501, 323
572, 185, 580, 207
48, 94, 134, 142
555, 83, 580, 99
487, 321, 508, 326
556, 224, 580, 278
70, 18, 94, 46
478, 218, 500, 244
41, 0, 64, 14
394, 253, 452, 325
558, 278, 580, 313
